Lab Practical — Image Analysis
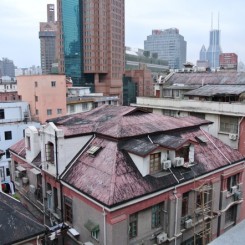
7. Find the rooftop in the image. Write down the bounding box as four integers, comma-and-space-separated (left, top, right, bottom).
0, 192, 45, 244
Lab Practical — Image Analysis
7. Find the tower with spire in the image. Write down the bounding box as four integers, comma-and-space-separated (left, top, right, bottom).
206, 13, 222, 69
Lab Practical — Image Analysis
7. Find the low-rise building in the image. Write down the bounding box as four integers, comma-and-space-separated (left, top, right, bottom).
17, 74, 67, 123
133, 71, 245, 155
0, 102, 40, 190
10, 105, 245, 245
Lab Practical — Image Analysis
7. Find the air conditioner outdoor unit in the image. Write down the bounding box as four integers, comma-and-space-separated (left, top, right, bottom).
185, 219, 193, 229
229, 133, 237, 141
162, 160, 171, 170
29, 184, 36, 193
22, 177, 29, 184
231, 186, 238, 194
15, 170, 21, 178
174, 157, 184, 167
157, 232, 167, 244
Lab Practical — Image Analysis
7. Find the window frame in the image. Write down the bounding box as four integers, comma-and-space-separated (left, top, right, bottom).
150, 152, 161, 174
220, 115, 238, 134
182, 192, 189, 217
4, 131, 12, 140
0, 109, 5, 119
152, 204, 161, 228
47, 109, 52, 116
129, 213, 138, 239
51, 81, 56, 87
64, 196, 73, 224
227, 173, 239, 192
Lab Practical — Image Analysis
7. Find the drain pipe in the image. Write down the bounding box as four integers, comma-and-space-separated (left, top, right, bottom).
173, 188, 179, 245
103, 206, 107, 245
238, 117, 244, 151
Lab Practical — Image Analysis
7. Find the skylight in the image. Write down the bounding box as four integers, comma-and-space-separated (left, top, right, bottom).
87, 145, 101, 155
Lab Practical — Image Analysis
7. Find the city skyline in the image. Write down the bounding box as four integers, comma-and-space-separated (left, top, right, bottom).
0, 0, 244, 68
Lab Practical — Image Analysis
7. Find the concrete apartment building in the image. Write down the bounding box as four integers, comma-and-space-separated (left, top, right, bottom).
144, 28, 186, 70
0, 77, 19, 101
39, 4, 58, 74
67, 87, 119, 115
0, 101, 40, 190
17, 74, 67, 124
10, 105, 245, 245
133, 71, 245, 156
0, 58, 15, 78
57, 0, 125, 99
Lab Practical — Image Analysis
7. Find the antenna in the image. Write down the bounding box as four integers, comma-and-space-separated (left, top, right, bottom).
218, 12, 220, 30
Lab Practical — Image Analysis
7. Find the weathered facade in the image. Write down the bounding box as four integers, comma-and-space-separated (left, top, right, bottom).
10, 105, 245, 245
134, 71, 245, 155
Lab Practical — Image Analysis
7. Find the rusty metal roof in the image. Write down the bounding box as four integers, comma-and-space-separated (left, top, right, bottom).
184, 85, 245, 97
49, 105, 211, 138
166, 72, 245, 86
61, 106, 244, 207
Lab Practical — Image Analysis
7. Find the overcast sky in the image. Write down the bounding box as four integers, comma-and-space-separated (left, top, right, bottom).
0, 0, 244, 68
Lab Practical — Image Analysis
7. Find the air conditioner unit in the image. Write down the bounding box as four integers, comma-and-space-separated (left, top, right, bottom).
174, 157, 184, 167
29, 184, 36, 193
185, 219, 193, 229
162, 160, 171, 170
234, 190, 242, 201
229, 133, 237, 141
231, 186, 238, 194
157, 232, 167, 244
15, 170, 21, 178
43, 162, 48, 170
22, 177, 29, 184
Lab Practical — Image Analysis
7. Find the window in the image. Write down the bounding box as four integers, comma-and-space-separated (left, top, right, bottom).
182, 192, 189, 217
176, 145, 189, 161
190, 112, 205, 119
57, 108, 62, 114
5, 149, 10, 159
35, 81, 38, 87
36, 109, 39, 115
220, 115, 238, 134
4, 131, 12, 140
82, 103, 88, 110
51, 81, 56, 87
6, 168, 10, 176
129, 213, 137, 239
35, 96, 38, 102
225, 205, 237, 225
152, 204, 161, 228
47, 109, 52, 115
227, 173, 239, 192
70, 105, 75, 113
163, 89, 172, 97
0, 109, 5, 119
150, 152, 161, 174
26, 136, 31, 150
53, 187, 58, 212
45, 142, 54, 163
64, 196, 73, 224
91, 229, 99, 240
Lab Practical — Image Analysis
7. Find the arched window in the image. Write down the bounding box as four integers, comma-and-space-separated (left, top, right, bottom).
45, 141, 54, 164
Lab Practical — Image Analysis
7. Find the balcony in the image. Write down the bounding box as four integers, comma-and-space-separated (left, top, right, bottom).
135, 97, 245, 116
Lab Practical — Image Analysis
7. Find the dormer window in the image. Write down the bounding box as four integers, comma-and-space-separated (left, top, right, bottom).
176, 145, 189, 162
150, 152, 161, 174
45, 141, 54, 164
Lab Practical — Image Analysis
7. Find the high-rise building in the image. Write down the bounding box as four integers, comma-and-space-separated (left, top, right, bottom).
57, 0, 125, 99
0, 58, 15, 78
39, 4, 57, 74
199, 45, 207, 61
206, 29, 222, 69
144, 28, 186, 69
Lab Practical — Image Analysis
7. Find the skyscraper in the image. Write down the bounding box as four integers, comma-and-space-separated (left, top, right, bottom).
39, 4, 57, 74
199, 45, 207, 61
144, 28, 186, 69
57, 0, 125, 98
206, 29, 222, 69
0, 58, 15, 78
